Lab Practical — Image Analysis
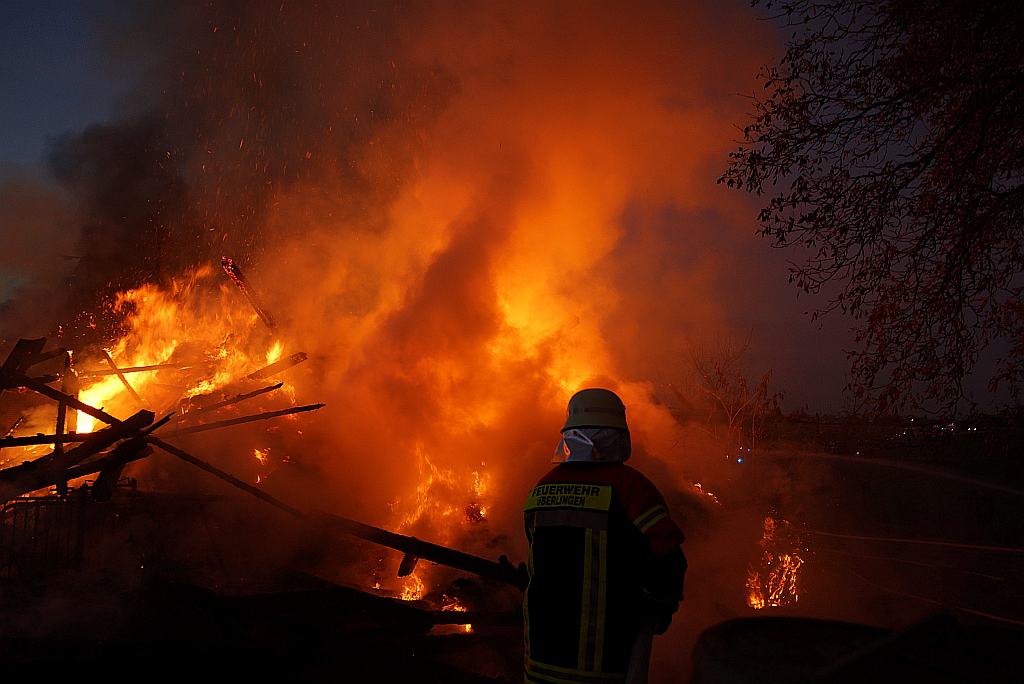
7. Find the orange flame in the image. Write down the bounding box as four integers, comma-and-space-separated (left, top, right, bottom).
746, 515, 804, 609
399, 573, 425, 601
441, 594, 473, 633
71, 268, 295, 434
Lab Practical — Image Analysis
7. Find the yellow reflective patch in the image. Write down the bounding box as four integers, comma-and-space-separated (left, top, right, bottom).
632, 504, 667, 531
637, 511, 667, 533
524, 484, 613, 512
593, 529, 608, 671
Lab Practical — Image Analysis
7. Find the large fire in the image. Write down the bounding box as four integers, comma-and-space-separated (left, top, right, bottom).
0, 0, 782, 619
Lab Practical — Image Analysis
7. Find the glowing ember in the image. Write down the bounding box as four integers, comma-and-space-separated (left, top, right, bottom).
746, 514, 805, 609
253, 448, 269, 465
691, 481, 721, 505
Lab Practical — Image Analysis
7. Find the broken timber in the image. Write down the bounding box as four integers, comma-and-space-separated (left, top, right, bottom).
247, 352, 307, 380
0, 338, 523, 590
77, 361, 207, 379
163, 403, 324, 437
0, 410, 155, 502
176, 383, 284, 421
147, 437, 526, 589
0, 403, 322, 448
101, 349, 146, 407
222, 256, 276, 329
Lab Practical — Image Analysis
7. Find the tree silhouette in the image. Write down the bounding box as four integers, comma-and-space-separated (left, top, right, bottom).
722, 0, 1024, 412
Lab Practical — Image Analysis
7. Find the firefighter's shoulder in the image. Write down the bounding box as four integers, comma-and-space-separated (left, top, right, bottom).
617, 465, 686, 553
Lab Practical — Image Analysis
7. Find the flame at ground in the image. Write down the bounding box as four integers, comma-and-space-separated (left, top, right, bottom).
441, 594, 473, 634
746, 515, 805, 610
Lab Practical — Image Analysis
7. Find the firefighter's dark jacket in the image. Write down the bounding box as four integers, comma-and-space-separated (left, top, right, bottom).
523, 462, 687, 684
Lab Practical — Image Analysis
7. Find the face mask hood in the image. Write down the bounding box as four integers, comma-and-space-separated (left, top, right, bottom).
552, 427, 631, 464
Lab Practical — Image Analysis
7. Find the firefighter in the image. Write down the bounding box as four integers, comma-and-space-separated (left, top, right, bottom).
523, 388, 686, 684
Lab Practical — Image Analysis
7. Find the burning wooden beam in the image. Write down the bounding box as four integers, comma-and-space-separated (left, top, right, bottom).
0, 340, 121, 429
17, 375, 121, 426
3, 416, 25, 438
62, 442, 154, 482
146, 436, 526, 589
176, 382, 284, 421
246, 352, 307, 380
0, 433, 86, 448
0, 410, 156, 502
77, 361, 205, 379
0, 440, 155, 503
102, 349, 146, 408
162, 403, 325, 437
222, 256, 276, 329
54, 352, 77, 496
1, 401, 320, 448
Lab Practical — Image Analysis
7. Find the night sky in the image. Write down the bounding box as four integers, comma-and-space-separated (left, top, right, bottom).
0, 1, 127, 166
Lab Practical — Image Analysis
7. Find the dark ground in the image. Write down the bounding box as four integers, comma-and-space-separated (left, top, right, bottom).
1, 436, 1021, 682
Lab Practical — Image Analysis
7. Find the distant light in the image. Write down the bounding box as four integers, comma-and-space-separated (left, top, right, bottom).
737, 457, 744, 464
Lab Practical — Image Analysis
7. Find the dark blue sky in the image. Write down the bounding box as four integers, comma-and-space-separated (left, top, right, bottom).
0, 0, 122, 167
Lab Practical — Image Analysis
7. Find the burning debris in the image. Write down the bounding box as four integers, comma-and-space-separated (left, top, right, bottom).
0, 329, 518, 660
221, 256, 276, 329
0, 258, 523, 629
745, 513, 806, 610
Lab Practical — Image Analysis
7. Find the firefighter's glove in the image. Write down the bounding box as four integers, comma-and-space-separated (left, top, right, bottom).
652, 601, 678, 634
639, 590, 678, 635
499, 554, 529, 590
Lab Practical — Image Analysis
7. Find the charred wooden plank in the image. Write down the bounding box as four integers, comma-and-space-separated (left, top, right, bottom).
246, 352, 307, 380
3, 416, 25, 438
101, 349, 146, 407
62, 443, 154, 482
176, 383, 284, 421
146, 436, 526, 589
0, 410, 155, 502
77, 361, 206, 379
222, 256, 276, 329
0, 401, 318, 447
16, 376, 121, 426
24, 347, 69, 367
54, 352, 74, 496
163, 403, 324, 437
0, 433, 88, 448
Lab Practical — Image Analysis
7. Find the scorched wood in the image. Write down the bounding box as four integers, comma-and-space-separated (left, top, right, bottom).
146, 436, 526, 589
246, 352, 308, 380
222, 255, 276, 329
0, 409, 155, 502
